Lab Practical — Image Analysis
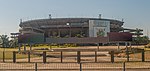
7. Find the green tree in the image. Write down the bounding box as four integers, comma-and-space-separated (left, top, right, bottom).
0, 34, 19, 48
9, 38, 18, 47
141, 36, 149, 44
0, 35, 10, 48
132, 28, 148, 45
133, 36, 149, 45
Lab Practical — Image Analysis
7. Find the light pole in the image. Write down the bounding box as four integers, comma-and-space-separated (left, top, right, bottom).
81, 23, 84, 37
57, 25, 60, 37
66, 23, 71, 37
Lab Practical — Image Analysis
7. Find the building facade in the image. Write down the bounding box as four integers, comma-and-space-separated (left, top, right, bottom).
19, 18, 124, 38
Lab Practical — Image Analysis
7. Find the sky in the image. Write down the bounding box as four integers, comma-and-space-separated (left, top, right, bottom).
0, 0, 150, 37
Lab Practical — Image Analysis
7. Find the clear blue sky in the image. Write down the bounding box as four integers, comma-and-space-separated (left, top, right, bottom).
0, 0, 150, 37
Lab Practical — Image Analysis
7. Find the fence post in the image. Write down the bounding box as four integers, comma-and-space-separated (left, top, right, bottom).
80, 63, 82, 71
126, 47, 129, 62
125, 42, 129, 62
30, 44, 32, 51
95, 51, 97, 62
35, 63, 37, 71
77, 51, 81, 63
28, 51, 30, 63
97, 43, 99, 50
3, 51, 5, 62
13, 51, 16, 63
110, 51, 114, 63
142, 49, 145, 62
123, 62, 126, 71
2, 51, 5, 62
24, 44, 26, 52
43, 51, 46, 63
61, 51, 63, 63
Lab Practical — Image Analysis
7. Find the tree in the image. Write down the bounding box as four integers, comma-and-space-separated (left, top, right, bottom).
0, 34, 19, 48
141, 36, 149, 44
0, 35, 10, 48
133, 36, 149, 45
0, 37, 2, 47
9, 38, 18, 47
132, 28, 149, 45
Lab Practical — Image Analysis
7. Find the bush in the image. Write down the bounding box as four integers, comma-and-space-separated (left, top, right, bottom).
145, 43, 150, 48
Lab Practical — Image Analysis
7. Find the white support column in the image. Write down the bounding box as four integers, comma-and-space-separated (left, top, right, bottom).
117, 42, 120, 51
97, 43, 99, 50
125, 42, 128, 53
125, 42, 128, 48
129, 42, 132, 48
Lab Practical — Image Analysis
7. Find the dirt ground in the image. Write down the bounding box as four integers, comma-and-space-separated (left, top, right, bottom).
1, 45, 147, 63
1, 45, 150, 71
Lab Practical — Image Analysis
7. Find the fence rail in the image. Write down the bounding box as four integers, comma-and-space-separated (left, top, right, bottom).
0, 62, 150, 71
1, 50, 150, 71
1, 50, 150, 63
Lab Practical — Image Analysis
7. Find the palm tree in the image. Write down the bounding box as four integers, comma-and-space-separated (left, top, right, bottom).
9, 38, 18, 47
0, 35, 10, 48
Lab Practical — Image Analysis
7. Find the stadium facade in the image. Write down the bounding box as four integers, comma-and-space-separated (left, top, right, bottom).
19, 18, 124, 37
18, 17, 133, 44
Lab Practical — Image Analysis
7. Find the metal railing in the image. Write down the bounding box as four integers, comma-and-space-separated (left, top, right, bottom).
0, 62, 150, 71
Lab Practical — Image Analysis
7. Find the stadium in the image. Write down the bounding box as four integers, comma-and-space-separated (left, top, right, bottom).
18, 16, 133, 44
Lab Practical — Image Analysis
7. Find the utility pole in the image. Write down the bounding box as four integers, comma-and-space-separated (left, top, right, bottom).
147, 29, 149, 38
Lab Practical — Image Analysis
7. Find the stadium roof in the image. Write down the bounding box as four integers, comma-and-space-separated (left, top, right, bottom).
20, 18, 124, 28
